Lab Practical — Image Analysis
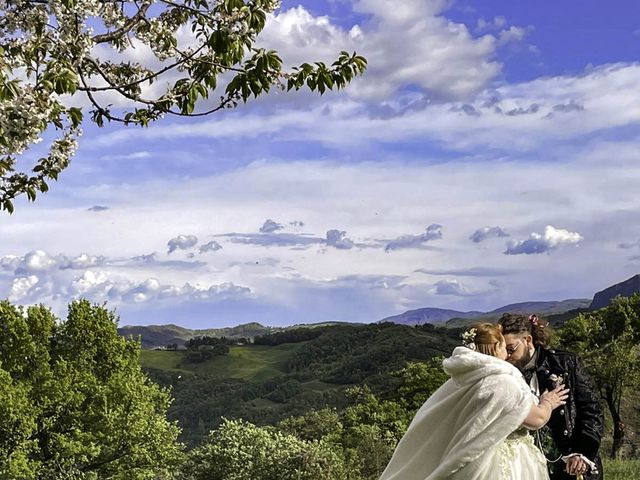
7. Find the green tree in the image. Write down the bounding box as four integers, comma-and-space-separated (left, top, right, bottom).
0, 0, 367, 213
0, 299, 183, 479
394, 358, 448, 412
340, 385, 409, 480
559, 295, 640, 458
182, 418, 349, 480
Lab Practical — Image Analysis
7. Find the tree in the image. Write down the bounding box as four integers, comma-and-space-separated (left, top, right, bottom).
182, 418, 350, 480
0, 1, 367, 213
0, 299, 183, 479
393, 358, 447, 412
558, 294, 640, 458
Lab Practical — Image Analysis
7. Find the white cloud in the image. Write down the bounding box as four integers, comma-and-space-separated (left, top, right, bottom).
497, 26, 529, 46
476, 16, 507, 32
260, 219, 284, 233
9, 275, 39, 301
258, 1, 504, 100
325, 229, 355, 250
86, 63, 640, 155
505, 226, 583, 255
470, 226, 510, 243
68, 270, 251, 305
61, 253, 106, 269
385, 224, 443, 251
16, 250, 57, 274
167, 234, 198, 253
199, 240, 223, 253
6, 139, 640, 322
431, 279, 471, 296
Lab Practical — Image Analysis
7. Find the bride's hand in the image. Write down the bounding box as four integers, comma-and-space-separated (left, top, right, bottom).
540, 384, 569, 410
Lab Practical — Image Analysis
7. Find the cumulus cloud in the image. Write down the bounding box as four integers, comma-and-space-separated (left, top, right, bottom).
167, 234, 198, 253
260, 219, 284, 233
470, 226, 510, 243
497, 26, 529, 46
431, 279, 471, 296
69, 270, 250, 304
15, 250, 58, 274
1, 251, 107, 275
258, 1, 507, 101
504, 226, 583, 255
325, 229, 355, 250
60, 253, 106, 269
9, 275, 40, 301
1, 255, 20, 271
199, 240, 223, 253
385, 224, 443, 252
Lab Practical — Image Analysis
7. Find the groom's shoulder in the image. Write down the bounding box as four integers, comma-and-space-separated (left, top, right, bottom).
544, 347, 573, 357
540, 347, 581, 365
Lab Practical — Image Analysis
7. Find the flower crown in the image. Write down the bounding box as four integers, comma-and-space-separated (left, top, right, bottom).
461, 327, 477, 350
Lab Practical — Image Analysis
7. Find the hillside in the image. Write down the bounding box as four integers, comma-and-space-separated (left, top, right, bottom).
120, 321, 358, 349
590, 274, 640, 310
487, 298, 591, 315
141, 322, 459, 445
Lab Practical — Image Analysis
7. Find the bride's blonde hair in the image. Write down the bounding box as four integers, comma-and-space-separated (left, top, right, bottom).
473, 323, 504, 357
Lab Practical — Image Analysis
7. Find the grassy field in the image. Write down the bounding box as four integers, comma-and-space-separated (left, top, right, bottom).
604, 459, 640, 479
140, 342, 304, 382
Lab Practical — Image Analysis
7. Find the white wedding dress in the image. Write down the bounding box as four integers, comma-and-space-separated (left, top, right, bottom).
379, 347, 549, 480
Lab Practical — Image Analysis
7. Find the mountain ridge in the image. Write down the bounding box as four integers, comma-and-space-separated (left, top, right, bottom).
590, 274, 640, 310
120, 273, 640, 348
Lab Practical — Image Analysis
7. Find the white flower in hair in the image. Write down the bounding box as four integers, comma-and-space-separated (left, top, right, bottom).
461, 327, 477, 350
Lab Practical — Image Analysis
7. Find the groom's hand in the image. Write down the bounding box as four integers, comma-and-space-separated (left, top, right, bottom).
566, 456, 588, 476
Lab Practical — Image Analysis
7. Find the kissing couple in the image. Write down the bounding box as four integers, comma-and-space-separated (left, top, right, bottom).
379, 313, 604, 480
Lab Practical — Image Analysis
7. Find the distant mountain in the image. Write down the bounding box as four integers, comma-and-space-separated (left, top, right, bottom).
118, 322, 277, 349
118, 321, 358, 349
380, 307, 483, 325
487, 299, 591, 315
381, 299, 591, 328
590, 274, 640, 310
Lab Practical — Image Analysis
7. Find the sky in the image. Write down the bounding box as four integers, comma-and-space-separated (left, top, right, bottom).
3, 0, 640, 327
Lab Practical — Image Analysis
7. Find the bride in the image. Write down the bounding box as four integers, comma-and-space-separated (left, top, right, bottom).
379, 323, 568, 480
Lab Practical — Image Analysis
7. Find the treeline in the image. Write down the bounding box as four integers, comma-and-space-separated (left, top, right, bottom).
285, 322, 460, 384
253, 326, 328, 345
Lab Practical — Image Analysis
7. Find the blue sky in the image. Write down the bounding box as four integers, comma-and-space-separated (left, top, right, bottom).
3, 0, 640, 327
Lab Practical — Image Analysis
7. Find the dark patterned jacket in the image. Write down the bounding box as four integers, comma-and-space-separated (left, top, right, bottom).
534, 347, 604, 480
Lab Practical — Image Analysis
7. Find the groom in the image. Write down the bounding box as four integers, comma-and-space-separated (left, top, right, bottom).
498, 313, 604, 480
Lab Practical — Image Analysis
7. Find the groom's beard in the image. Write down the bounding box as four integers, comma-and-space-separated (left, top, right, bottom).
512, 347, 534, 371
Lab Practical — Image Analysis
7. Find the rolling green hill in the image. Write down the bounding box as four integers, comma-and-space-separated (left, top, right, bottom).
141, 342, 303, 382
121, 321, 360, 349
142, 322, 459, 445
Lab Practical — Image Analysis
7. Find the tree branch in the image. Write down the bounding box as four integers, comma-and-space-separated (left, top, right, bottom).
92, 0, 153, 44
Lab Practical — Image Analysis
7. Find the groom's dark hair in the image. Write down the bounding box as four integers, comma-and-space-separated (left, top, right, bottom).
498, 313, 552, 348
